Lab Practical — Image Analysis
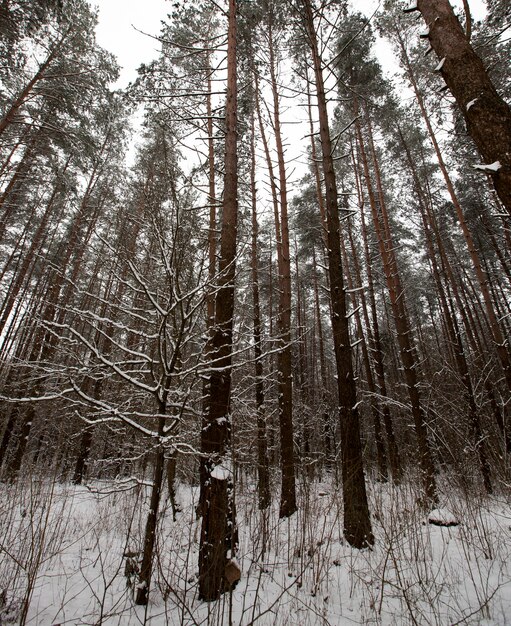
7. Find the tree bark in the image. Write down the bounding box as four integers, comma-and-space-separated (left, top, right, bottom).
199, 0, 239, 601
249, 102, 270, 511
356, 109, 438, 505
266, 12, 297, 517
302, 0, 373, 548
415, 0, 511, 216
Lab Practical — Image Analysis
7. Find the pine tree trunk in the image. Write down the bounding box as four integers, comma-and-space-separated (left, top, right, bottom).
266, 14, 297, 517
249, 103, 270, 511
356, 110, 438, 505
415, 0, 511, 215
199, 0, 239, 601
199, 56, 218, 513
303, 0, 373, 548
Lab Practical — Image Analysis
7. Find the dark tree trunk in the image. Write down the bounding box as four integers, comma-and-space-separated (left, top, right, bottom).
72, 426, 93, 485
199, 0, 239, 601
135, 414, 166, 606
166, 450, 180, 521
356, 109, 438, 506
199, 55, 218, 516
302, 0, 373, 548
249, 100, 270, 511
415, 0, 511, 216
266, 12, 297, 518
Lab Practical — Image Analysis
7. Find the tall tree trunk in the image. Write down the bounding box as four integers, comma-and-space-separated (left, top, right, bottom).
249, 104, 270, 511
199, 0, 239, 601
266, 12, 297, 517
302, 0, 373, 548
356, 108, 438, 505
199, 51, 219, 519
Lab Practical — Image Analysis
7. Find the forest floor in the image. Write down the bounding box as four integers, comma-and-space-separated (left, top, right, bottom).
0, 471, 510, 625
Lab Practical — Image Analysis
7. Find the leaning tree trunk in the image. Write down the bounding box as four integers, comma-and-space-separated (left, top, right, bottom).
302, 0, 373, 548
199, 0, 240, 602
397, 33, 511, 393
135, 412, 166, 606
412, 0, 511, 216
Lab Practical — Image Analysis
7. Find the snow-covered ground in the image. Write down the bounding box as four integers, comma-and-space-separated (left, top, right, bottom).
1, 473, 510, 625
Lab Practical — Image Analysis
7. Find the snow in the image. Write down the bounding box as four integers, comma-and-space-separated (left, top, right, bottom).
211, 463, 232, 480
428, 508, 459, 527
472, 161, 502, 173
466, 97, 478, 111
434, 57, 446, 71
2, 477, 510, 625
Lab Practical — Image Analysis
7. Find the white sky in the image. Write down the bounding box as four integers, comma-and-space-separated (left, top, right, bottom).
92, 0, 487, 88
92, 0, 169, 88
91, 0, 487, 173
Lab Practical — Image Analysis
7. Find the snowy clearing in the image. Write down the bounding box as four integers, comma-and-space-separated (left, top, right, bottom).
1, 475, 510, 625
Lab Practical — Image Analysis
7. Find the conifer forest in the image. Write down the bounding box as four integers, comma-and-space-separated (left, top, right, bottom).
0, 0, 510, 623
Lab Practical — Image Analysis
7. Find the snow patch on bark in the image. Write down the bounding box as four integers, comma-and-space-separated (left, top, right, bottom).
472, 161, 502, 173
466, 98, 478, 111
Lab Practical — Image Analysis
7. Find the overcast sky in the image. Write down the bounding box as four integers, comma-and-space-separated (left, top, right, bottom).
91, 0, 487, 173
93, 0, 169, 88
92, 0, 487, 88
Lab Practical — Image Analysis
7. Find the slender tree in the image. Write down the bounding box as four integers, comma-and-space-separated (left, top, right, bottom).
301, 0, 374, 548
